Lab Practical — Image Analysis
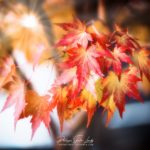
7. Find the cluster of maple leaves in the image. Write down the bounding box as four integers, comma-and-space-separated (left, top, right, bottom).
0, 18, 150, 138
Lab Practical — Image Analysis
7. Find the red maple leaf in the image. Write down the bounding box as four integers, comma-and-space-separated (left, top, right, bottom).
114, 25, 140, 51
61, 45, 104, 91
56, 18, 92, 49
104, 46, 133, 74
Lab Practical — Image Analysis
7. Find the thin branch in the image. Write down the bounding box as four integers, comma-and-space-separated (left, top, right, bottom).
97, 0, 107, 23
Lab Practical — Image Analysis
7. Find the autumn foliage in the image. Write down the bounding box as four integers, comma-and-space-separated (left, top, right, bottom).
1, 17, 150, 138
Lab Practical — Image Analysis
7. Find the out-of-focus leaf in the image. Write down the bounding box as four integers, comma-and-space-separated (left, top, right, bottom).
20, 90, 50, 138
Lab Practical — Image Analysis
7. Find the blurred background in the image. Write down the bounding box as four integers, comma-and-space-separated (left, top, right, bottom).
0, 0, 150, 149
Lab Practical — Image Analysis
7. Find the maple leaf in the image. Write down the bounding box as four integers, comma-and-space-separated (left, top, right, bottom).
95, 78, 116, 125
2, 76, 25, 127
104, 46, 132, 74
55, 19, 78, 31
114, 25, 140, 51
62, 45, 104, 91
96, 42, 113, 58
101, 67, 143, 117
80, 89, 97, 127
79, 75, 103, 127
0, 56, 15, 88
100, 95, 116, 125
20, 90, 50, 138
132, 49, 150, 81
91, 33, 109, 50
55, 67, 77, 86
56, 18, 92, 49
51, 86, 67, 131
51, 85, 83, 131
53, 67, 80, 99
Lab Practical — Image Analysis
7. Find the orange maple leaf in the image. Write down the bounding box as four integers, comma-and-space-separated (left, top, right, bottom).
51, 85, 83, 131
133, 49, 150, 81
80, 89, 97, 127
20, 90, 50, 138
0, 56, 15, 88
101, 67, 143, 117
